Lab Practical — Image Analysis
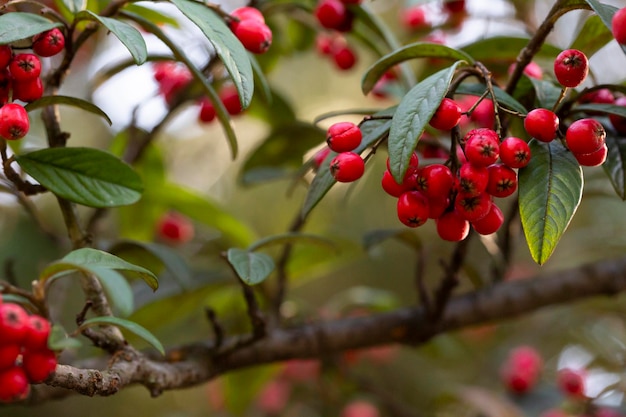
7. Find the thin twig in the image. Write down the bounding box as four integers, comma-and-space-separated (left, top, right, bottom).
272, 214, 306, 319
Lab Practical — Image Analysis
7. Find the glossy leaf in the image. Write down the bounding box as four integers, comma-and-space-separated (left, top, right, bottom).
0, 13, 63, 44
518, 140, 583, 264
570, 14, 614, 57
461, 36, 562, 63
170, 0, 254, 109
362, 42, 473, 95
16, 147, 143, 208
25, 95, 112, 126
248, 232, 337, 252
530, 78, 562, 110
90, 267, 135, 317
389, 62, 462, 182
78, 316, 165, 355
455, 83, 528, 115
48, 324, 82, 351
585, 0, 626, 55
76, 11, 148, 65
603, 132, 626, 200
226, 248, 275, 285
240, 122, 325, 185
574, 103, 626, 118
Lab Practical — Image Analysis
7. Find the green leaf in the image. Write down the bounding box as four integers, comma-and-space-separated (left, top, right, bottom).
122, 4, 180, 28
363, 229, 421, 251
518, 140, 583, 264
584, 0, 626, 56
573, 103, 626, 118
226, 248, 274, 285
389, 62, 462, 182
570, 14, 614, 57
48, 324, 82, 351
603, 132, 626, 200
16, 147, 143, 208
76, 11, 147, 65
249, 54, 272, 105
0, 13, 63, 44
240, 122, 325, 185
170, 0, 254, 109
530, 78, 563, 110
461, 36, 562, 63
455, 83, 528, 115
78, 316, 165, 355
248, 232, 337, 252
90, 267, 135, 317
362, 42, 473, 95
62, 248, 158, 290
25, 95, 112, 126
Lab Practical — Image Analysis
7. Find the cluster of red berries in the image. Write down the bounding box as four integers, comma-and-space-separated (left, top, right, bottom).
326, 121, 365, 182
313, 0, 362, 71
228, 7, 273, 55
0, 28, 65, 141
0, 300, 57, 403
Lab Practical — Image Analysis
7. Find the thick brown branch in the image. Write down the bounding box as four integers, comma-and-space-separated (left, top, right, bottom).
21, 255, 626, 404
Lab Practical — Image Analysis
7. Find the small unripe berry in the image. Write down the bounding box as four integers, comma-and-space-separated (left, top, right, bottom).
0, 103, 30, 140
612, 8, 626, 45
524, 108, 559, 143
330, 152, 364, 182
565, 118, 606, 154
554, 49, 588, 88
326, 122, 362, 153
32, 28, 66, 57
429, 98, 462, 130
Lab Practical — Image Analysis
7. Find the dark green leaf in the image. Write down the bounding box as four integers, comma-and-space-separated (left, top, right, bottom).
62, 248, 158, 290
123, 4, 180, 28
226, 248, 274, 285
455, 83, 528, 115
78, 316, 165, 355
518, 140, 583, 264
170, 0, 254, 109
76, 11, 148, 65
603, 132, 626, 200
363, 229, 422, 251
573, 103, 626, 118
90, 267, 134, 317
248, 232, 337, 252
249, 53, 272, 105
362, 42, 473, 95
530, 78, 563, 110
461, 36, 562, 63
389, 62, 462, 182
240, 122, 325, 185
585, 0, 626, 56
25, 95, 112, 126
0, 13, 63, 44
16, 147, 143, 208
570, 14, 614, 57
48, 324, 82, 351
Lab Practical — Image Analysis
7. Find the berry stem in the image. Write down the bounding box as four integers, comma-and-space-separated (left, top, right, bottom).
552, 87, 569, 112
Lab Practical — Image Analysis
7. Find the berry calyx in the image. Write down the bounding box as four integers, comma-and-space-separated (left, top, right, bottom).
554, 49, 588, 88
454, 192, 492, 222
565, 118, 606, 154
0, 103, 30, 140
330, 152, 365, 182
436, 210, 470, 241
612, 7, 626, 45
486, 164, 518, 198
524, 108, 559, 143
463, 128, 500, 167
32, 28, 66, 57
499, 137, 531, 168
458, 163, 489, 196
429, 98, 462, 131
397, 191, 430, 227
9, 54, 41, 81
417, 164, 454, 199
326, 122, 362, 152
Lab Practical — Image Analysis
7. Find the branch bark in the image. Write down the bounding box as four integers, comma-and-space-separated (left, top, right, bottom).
21, 255, 626, 404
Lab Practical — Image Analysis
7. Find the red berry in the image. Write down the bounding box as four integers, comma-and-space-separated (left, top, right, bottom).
312, 147, 331, 169
158, 65, 193, 106
326, 122, 362, 152
0, 68, 11, 106
0, 45, 11, 69
401, 6, 429, 31
234, 19, 272, 54
464, 128, 500, 167
472, 203, 504, 235
524, 108, 559, 143
9, 53, 41, 81
32, 28, 65, 57
609, 96, 626, 135
157, 212, 194, 244
315, 33, 334, 56
23, 315, 51, 351
416, 164, 454, 199
554, 49, 588, 88
427, 195, 449, 219
332, 45, 357, 70
500, 346, 543, 394
341, 400, 380, 417
573, 143, 608, 167
443, 0, 466, 14
470, 99, 495, 128
0, 367, 29, 403
219, 85, 243, 115
152, 61, 176, 82
458, 162, 489, 196
315, 0, 349, 30
499, 137, 531, 168
381, 169, 407, 197
0, 103, 30, 140
0, 345, 20, 371
486, 164, 517, 198
229, 7, 265, 32
255, 379, 291, 414
454, 192, 492, 222
387, 152, 419, 171
612, 8, 626, 45
330, 152, 364, 182
579, 88, 614, 106
0, 303, 29, 344
557, 368, 586, 398
508, 61, 543, 80
429, 98, 462, 130
436, 210, 470, 241
22, 348, 57, 383
565, 118, 606, 154
198, 97, 216, 123
397, 191, 429, 227
12, 77, 43, 102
